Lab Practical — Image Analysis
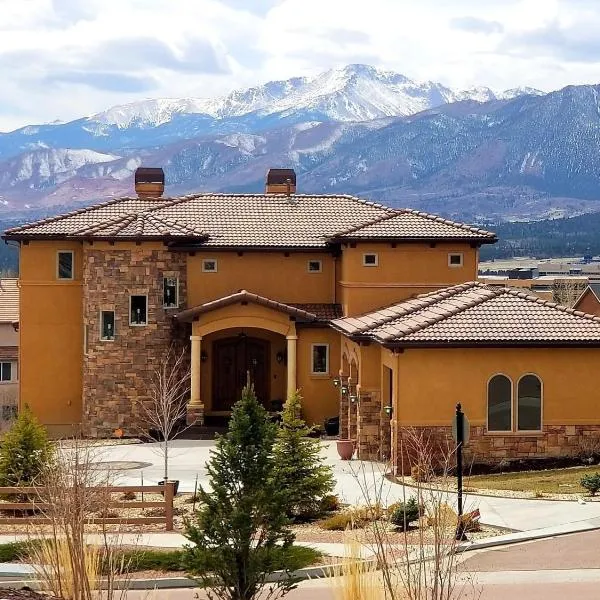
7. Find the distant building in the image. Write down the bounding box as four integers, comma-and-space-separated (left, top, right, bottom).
574, 283, 600, 317
0, 278, 18, 419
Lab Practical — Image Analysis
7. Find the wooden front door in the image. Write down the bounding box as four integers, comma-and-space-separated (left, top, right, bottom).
212, 336, 270, 411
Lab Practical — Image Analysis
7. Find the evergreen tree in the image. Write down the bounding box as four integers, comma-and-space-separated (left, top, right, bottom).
184, 384, 295, 600
0, 406, 54, 487
274, 390, 335, 520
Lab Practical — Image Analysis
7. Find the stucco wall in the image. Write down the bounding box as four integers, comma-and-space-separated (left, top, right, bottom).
339, 242, 479, 316
19, 240, 83, 428
575, 290, 600, 317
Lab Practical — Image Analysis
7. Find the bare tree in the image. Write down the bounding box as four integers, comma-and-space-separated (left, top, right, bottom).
553, 278, 587, 308
138, 343, 191, 482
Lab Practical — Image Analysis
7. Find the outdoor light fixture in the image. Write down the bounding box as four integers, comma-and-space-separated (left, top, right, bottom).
333, 377, 340, 387
200, 350, 208, 363
341, 384, 349, 395
349, 394, 358, 403
384, 405, 393, 418
276, 350, 285, 364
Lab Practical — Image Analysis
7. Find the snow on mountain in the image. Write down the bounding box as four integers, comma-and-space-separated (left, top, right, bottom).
88, 64, 538, 129
498, 87, 545, 100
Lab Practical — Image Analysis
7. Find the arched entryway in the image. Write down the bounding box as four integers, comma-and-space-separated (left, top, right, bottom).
212, 333, 270, 411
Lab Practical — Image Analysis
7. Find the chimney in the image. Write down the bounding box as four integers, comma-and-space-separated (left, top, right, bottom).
135, 167, 165, 198
265, 168, 296, 195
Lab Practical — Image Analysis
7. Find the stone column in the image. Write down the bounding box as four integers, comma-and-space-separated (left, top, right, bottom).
357, 389, 381, 461
187, 335, 204, 426
286, 332, 298, 399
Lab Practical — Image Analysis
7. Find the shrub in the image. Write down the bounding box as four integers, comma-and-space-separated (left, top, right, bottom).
273, 391, 335, 520
411, 464, 432, 483
318, 494, 340, 514
319, 510, 359, 531
0, 407, 54, 487
581, 473, 600, 496
389, 498, 420, 531
120, 491, 137, 501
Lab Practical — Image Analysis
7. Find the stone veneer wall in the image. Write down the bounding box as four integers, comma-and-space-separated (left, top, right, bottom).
393, 424, 600, 475
356, 391, 381, 461
82, 247, 191, 437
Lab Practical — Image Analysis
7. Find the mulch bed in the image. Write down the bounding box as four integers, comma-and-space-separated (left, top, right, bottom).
0, 590, 59, 600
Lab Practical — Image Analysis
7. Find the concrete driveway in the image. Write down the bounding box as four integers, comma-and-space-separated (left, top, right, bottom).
92, 439, 600, 533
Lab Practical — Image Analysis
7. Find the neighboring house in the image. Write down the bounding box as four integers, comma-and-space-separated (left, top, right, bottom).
6, 167, 600, 472
0, 278, 19, 418
573, 283, 600, 316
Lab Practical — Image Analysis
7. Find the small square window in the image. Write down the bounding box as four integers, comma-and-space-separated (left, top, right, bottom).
308, 260, 322, 273
448, 253, 463, 267
130, 295, 148, 325
311, 344, 329, 375
101, 311, 115, 341
0, 362, 11, 382
202, 259, 218, 273
163, 277, 179, 308
57, 251, 74, 280
363, 253, 378, 267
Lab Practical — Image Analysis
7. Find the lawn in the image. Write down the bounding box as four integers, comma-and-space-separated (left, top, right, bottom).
465, 465, 600, 495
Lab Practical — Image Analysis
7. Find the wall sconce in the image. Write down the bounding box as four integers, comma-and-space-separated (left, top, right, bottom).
384, 405, 393, 419
341, 384, 349, 395
276, 350, 286, 364
333, 377, 340, 387
200, 350, 208, 363
349, 393, 358, 403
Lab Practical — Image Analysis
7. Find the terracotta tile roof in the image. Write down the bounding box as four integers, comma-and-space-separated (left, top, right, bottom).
332, 281, 600, 346
0, 347, 17, 361
288, 303, 343, 320
3, 194, 496, 247
331, 210, 496, 241
175, 290, 339, 323
0, 279, 19, 323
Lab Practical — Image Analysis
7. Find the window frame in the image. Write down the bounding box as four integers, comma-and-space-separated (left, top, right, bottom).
0, 362, 12, 383
307, 260, 323, 273
129, 295, 148, 326
57, 250, 74, 280
100, 310, 116, 341
516, 373, 543, 432
202, 259, 218, 273
163, 277, 179, 308
362, 253, 379, 267
448, 253, 464, 268
310, 343, 330, 376
486, 373, 513, 433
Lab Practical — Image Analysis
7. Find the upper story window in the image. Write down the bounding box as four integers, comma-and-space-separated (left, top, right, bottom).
202, 259, 218, 273
308, 260, 322, 273
311, 344, 329, 375
130, 295, 148, 326
363, 253, 378, 267
448, 253, 463, 268
163, 277, 179, 308
0, 362, 12, 382
57, 251, 74, 280
100, 311, 115, 341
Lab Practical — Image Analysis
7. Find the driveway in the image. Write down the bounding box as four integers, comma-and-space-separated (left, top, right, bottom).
93, 439, 600, 533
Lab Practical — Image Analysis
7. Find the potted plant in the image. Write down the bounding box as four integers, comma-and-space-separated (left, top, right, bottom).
336, 439, 355, 460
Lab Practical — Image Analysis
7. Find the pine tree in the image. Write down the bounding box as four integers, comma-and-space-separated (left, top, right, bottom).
0, 406, 54, 487
274, 390, 335, 521
184, 384, 295, 600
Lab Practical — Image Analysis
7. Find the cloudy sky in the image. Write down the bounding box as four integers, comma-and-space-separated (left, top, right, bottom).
1, 0, 600, 131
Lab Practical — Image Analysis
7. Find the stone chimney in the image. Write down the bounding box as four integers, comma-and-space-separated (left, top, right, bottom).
265, 168, 296, 195
135, 167, 165, 198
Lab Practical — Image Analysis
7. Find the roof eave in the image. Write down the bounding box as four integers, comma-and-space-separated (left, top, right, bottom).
2, 234, 209, 243
328, 236, 498, 245
381, 339, 600, 349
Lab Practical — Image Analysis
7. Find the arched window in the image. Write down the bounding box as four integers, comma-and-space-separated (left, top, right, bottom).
518, 374, 542, 431
488, 375, 512, 432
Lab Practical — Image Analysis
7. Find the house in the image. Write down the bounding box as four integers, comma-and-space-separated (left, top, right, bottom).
332, 282, 600, 471
573, 283, 600, 317
5, 167, 600, 473
0, 278, 19, 419
2, 167, 495, 438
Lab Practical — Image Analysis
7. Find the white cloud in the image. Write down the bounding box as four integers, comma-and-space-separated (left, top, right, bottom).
1, 0, 600, 130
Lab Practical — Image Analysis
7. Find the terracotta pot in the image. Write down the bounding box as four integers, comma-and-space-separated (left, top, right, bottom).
337, 439, 356, 460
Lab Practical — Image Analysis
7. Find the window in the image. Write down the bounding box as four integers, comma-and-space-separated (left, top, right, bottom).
202, 259, 218, 273
0, 362, 11, 382
100, 311, 115, 341
487, 374, 512, 432
311, 344, 329, 374
363, 253, 378, 267
163, 277, 178, 308
448, 253, 463, 267
518, 374, 542, 431
130, 295, 148, 325
308, 260, 322, 273
57, 251, 74, 279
